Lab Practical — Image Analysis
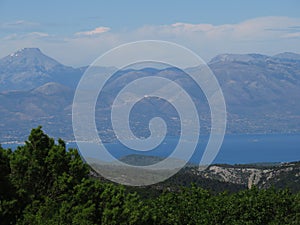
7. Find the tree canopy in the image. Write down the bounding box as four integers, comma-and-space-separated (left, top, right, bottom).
0, 127, 299, 224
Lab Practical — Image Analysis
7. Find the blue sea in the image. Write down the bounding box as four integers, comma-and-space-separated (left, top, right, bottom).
2, 133, 300, 165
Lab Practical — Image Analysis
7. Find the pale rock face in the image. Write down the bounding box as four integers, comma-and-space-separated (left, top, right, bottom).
196, 163, 299, 189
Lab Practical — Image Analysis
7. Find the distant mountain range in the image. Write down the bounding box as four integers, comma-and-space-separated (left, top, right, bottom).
0, 48, 300, 142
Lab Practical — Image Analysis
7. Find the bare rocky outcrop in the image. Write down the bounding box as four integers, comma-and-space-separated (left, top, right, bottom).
193, 162, 300, 189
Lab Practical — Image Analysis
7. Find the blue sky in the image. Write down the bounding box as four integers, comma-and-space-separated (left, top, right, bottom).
1, 0, 300, 66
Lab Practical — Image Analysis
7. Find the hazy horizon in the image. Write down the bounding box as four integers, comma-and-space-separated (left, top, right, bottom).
1, 1, 300, 66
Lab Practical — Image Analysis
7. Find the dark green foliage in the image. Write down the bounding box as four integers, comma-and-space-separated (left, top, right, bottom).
0, 145, 12, 198
9, 127, 89, 203
148, 186, 300, 225
125, 167, 246, 200
18, 179, 151, 225
0, 127, 299, 224
1, 127, 90, 224
0, 145, 17, 224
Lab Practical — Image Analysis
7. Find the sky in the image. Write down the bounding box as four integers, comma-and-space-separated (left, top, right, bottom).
1, 0, 300, 66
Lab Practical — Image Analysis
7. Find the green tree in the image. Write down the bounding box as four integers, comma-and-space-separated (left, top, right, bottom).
0, 145, 12, 198
0, 145, 18, 225
7, 127, 89, 224
2, 127, 300, 224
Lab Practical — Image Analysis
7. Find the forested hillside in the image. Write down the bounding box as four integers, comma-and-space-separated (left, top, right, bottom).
0, 127, 299, 224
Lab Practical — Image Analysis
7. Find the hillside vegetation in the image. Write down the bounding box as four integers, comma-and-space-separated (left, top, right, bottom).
1, 127, 300, 224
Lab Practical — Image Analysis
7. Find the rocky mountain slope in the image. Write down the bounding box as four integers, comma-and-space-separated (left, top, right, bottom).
92, 156, 300, 193
191, 161, 300, 191
0, 48, 82, 92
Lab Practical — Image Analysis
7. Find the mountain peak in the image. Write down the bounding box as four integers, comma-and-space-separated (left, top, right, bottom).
0, 48, 79, 92
9, 48, 42, 57
209, 53, 269, 64
1, 47, 61, 70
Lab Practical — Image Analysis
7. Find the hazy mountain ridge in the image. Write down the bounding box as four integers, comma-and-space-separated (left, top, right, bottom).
0, 48, 300, 142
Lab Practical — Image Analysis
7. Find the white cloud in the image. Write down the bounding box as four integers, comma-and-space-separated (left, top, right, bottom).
26, 32, 49, 38
135, 16, 300, 40
171, 23, 215, 32
75, 26, 111, 36
129, 16, 300, 61
0, 20, 39, 30
1, 17, 300, 66
2, 32, 50, 40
